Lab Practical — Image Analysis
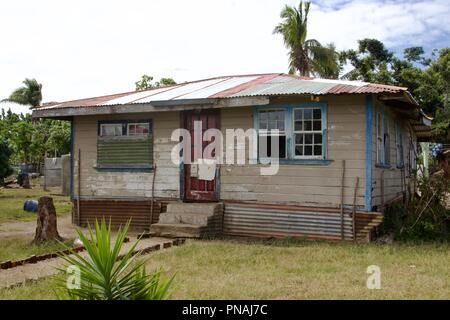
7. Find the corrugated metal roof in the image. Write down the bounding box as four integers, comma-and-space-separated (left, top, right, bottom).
35, 73, 411, 110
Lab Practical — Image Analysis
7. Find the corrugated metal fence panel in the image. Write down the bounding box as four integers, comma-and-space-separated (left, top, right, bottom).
97, 135, 153, 165
223, 204, 354, 240
73, 200, 161, 231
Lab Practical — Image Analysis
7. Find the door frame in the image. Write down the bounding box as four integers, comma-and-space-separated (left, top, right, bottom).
179, 109, 221, 202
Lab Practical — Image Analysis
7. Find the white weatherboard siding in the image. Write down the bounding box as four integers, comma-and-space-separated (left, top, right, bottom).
371, 100, 416, 207
72, 94, 415, 209
73, 112, 180, 199
220, 95, 367, 208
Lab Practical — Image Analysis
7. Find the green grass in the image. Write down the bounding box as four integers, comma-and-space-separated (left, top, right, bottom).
0, 186, 71, 224
0, 238, 74, 262
0, 239, 449, 299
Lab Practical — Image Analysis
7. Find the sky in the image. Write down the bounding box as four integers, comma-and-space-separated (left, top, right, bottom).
1, 0, 449, 114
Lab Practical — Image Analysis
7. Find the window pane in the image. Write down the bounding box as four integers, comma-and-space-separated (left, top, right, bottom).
259, 135, 286, 158
268, 120, 276, 130
277, 121, 285, 131
136, 124, 149, 134
313, 120, 321, 131
273, 111, 283, 120
313, 133, 322, 144
304, 146, 313, 156
305, 134, 313, 144
304, 109, 312, 120
294, 121, 303, 131
294, 110, 303, 120
304, 121, 312, 131
128, 123, 150, 136
259, 121, 267, 130
295, 145, 303, 156
295, 134, 303, 144
314, 145, 322, 156
101, 124, 122, 136
313, 109, 321, 120
260, 112, 268, 120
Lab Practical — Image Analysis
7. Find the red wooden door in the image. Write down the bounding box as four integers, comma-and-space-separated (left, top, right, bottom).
183, 110, 219, 201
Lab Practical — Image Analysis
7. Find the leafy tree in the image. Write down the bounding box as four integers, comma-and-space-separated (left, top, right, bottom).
339, 39, 395, 83
158, 78, 177, 87
135, 75, 177, 91
0, 139, 13, 185
47, 120, 71, 156
273, 1, 340, 78
2, 78, 42, 107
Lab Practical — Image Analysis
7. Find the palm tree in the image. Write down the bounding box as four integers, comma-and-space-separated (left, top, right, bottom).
3, 78, 42, 107
273, 1, 340, 78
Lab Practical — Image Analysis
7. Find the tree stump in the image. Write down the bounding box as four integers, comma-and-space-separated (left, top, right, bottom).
22, 175, 31, 189
33, 196, 63, 244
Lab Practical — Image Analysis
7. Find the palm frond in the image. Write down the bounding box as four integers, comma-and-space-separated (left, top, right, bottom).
57, 218, 174, 300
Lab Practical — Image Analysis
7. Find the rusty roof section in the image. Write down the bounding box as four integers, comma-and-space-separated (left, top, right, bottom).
35, 73, 413, 110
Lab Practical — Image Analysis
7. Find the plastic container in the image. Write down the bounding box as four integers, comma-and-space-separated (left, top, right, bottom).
23, 200, 39, 213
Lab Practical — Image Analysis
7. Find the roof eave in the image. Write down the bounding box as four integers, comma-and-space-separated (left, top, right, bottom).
32, 96, 270, 119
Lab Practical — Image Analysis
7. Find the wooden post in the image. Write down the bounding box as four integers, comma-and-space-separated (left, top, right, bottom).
380, 170, 385, 212
352, 177, 359, 242
340, 160, 346, 240
150, 164, 157, 229
77, 148, 81, 226
43, 151, 48, 191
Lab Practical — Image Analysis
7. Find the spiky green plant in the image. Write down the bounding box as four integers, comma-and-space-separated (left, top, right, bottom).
58, 219, 174, 300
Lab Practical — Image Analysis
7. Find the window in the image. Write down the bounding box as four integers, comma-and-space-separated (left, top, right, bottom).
97, 120, 153, 170
293, 108, 323, 158
395, 123, 404, 167
128, 123, 150, 136
258, 110, 287, 158
100, 123, 123, 137
256, 104, 327, 162
376, 112, 390, 166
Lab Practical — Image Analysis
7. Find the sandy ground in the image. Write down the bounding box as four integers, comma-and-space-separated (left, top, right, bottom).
0, 236, 177, 289
0, 216, 176, 289
0, 215, 78, 241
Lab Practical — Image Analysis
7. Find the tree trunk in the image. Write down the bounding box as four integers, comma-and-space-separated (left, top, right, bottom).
33, 196, 63, 244
22, 175, 31, 189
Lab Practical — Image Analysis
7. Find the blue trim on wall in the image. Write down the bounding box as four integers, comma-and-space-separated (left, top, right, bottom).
365, 95, 373, 211
253, 102, 329, 163
69, 118, 74, 201
94, 166, 153, 173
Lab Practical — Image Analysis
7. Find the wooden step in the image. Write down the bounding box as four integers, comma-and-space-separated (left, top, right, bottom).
158, 212, 215, 226
150, 223, 203, 238
166, 202, 223, 215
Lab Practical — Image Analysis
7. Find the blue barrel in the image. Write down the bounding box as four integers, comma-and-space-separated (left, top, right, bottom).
23, 200, 39, 213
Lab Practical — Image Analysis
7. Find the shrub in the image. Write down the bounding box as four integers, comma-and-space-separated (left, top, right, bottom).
0, 139, 13, 185
381, 174, 450, 241
58, 219, 174, 300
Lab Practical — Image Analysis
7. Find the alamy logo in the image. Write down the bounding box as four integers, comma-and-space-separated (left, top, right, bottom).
66, 265, 81, 290
170, 121, 281, 175
366, 265, 381, 289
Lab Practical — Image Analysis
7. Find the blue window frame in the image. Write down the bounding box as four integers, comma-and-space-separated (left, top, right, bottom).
253, 103, 330, 165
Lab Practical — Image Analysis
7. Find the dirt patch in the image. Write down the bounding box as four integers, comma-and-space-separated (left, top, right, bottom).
0, 215, 78, 241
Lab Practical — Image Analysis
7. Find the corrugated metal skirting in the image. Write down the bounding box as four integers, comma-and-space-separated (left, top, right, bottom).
223, 204, 354, 240
73, 199, 161, 231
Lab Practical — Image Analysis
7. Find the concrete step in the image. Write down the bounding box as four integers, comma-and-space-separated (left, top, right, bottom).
166, 202, 223, 215
150, 223, 203, 238
158, 212, 212, 226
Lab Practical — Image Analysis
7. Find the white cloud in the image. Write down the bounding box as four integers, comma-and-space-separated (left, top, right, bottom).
0, 0, 448, 105
0, 102, 31, 115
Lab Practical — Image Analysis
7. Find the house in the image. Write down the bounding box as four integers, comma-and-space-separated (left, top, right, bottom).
32, 73, 432, 241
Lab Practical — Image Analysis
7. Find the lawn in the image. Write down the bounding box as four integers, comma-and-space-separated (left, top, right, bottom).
0, 186, 71, 224
0, 238, 73, 262
0, 239, 448, 299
